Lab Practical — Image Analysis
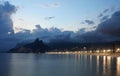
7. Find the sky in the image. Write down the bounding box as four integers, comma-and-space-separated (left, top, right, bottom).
0, 0, 120, 51
3, 0, 120, 31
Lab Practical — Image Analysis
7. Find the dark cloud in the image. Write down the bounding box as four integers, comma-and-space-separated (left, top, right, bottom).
84, 20, 94, 25
0, 1, 17, 36
77, 28, 86, 33
13, 10, 120, 45
0, 36, 21, 51
98, 14, 103, 17
97, 10, 120, 36
31, 25, 73, 42
45, 16, 55, 20
100, 15, 109, 22
103, 9, 109, 13
1, 1, 120, 51
0, 1, 17, 51
98, 9, 109, 18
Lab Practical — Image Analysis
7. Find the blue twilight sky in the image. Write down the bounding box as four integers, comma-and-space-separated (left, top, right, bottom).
3, 0, 120, 32
0, 0, 120, 51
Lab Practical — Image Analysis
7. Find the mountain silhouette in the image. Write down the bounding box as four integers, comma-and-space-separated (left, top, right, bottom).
9, 38, 48, 53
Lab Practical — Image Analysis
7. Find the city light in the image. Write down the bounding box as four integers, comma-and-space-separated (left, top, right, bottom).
103, 50, 106, 53
107, 49, 111, 52
96, 50, 100, 53
116, 48, 120, 53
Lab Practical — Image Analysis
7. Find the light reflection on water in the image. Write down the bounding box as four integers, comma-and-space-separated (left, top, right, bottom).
0, 53, 120, 76
117, 57, 120, 76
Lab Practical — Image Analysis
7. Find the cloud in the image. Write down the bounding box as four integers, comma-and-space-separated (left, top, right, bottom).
98, 9, 109, 18
18, 18, 24, 21
110, 6, 116, 12
32, 25, 69, 42
13, 10, 120, 44
103, 9, 109, 13
98, 14, 103, 17
45, 16, 55, 20
77, 28, 86, 33
40, 3, 60, 8
1, 1, 120, 51
96, 10, 120, 36
80, 22, 85, 24
100, 15, 109, 22
84, 20, 94, 25
0, 1, 18, 51
0, 1, 17, 36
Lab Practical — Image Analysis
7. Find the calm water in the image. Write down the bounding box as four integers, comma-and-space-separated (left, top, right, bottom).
0, 53, 120, 76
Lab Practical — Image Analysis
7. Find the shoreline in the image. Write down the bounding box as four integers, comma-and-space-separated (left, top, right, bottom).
46, 52, 120, 57
1, 52, 120, 57
80, 53, 120, 57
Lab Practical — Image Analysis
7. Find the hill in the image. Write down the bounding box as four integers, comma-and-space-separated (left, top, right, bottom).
9, 38, 48, 53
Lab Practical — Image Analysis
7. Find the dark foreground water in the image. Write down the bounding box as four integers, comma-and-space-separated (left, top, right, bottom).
0, 53, 120, 76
